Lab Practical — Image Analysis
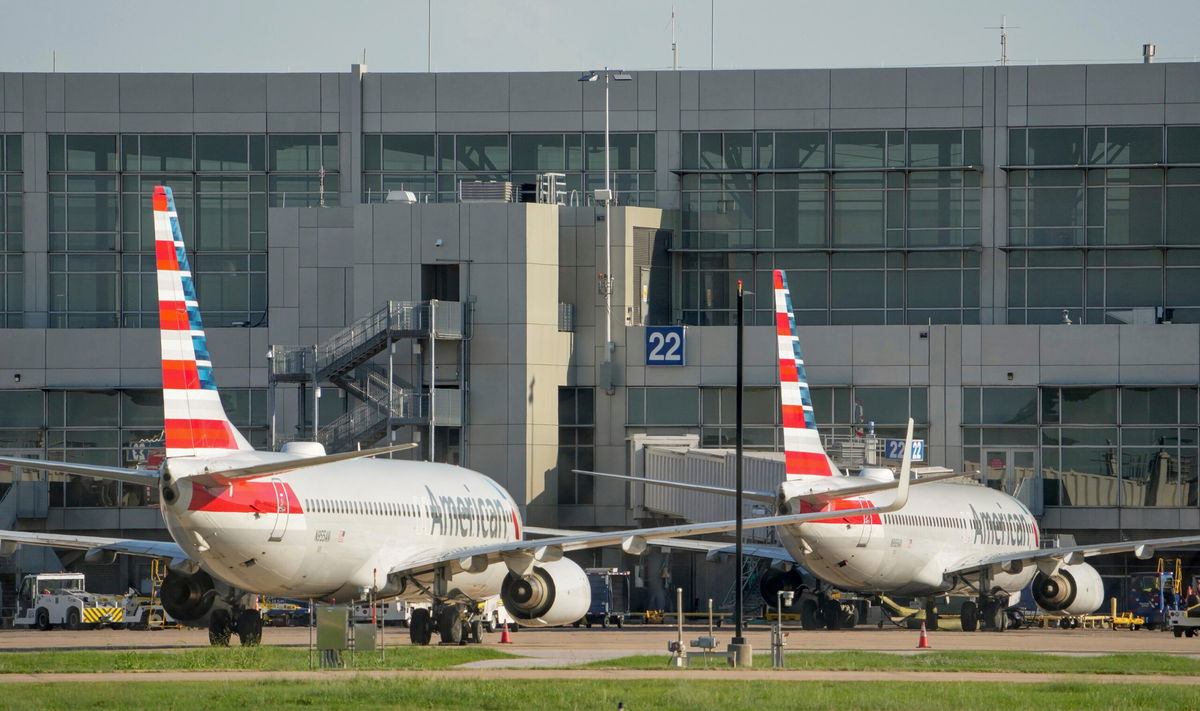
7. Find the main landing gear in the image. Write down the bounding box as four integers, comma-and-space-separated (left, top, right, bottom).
208, 607, 263, 646
408, 602, 488, 646
960, 595, 1009, 632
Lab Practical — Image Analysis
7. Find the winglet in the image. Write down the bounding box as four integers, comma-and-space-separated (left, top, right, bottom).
891, 417, 914, 511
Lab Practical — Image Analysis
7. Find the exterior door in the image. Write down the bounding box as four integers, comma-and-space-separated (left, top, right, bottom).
268, 478, 289, 542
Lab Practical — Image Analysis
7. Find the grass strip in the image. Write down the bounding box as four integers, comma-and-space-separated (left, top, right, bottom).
1, 678, 1195, 710
584, 649, 1200, 675
0, 646, 511, 673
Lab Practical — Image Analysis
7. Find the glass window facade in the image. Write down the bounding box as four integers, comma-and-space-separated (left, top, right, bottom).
362, 132, 655, 206
557, 387, 595, 505
1007, 126, 1200, 324
679, 130, 981, 325
0, 388, 269, 506
47, 133, 332, 327
963, 386, 1198, 508
1, 135, 22, 326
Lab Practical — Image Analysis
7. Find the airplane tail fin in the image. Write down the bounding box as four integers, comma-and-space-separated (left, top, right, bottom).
774, 269, 838, 479
153, 185, 254, 459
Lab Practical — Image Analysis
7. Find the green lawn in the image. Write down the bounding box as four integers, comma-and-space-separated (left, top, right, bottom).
586, 650, 1200, 675
0, 646, 511, 673
1, 679, 1195, 711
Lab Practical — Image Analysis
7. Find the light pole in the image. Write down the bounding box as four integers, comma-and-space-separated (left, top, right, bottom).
579, 68, 632, 393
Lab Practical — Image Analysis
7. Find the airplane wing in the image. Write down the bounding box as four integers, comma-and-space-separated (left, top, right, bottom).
574, 466, 964, 506
944, 534, 1200, 578
524, 525, 797, 564
0, 443, 416, 489
0, 529, 186, 561
0, 456, 159, 487
571, 469, 777, 503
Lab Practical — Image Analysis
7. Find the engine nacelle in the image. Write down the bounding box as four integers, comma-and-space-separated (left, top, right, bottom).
500, 558, 590, 627
160, 569, 218, 625
1032, 563, 1105, 615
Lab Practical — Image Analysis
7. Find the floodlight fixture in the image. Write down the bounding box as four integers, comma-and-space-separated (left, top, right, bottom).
612, 71, 633, 81
578, 71, 599, 82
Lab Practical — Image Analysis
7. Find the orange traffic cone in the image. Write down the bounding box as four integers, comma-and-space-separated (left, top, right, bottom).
499, 624, 512, 644
916, 622, 931, 649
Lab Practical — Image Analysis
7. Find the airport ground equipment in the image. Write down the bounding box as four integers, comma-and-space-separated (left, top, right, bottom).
11, 572, 124, 629
576, 568, 630, 628
1128, 558, 1182, 630
1167, 594, 1200, 638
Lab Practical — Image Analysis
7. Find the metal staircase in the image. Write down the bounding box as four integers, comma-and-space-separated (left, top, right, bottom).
269, 299, 467, 453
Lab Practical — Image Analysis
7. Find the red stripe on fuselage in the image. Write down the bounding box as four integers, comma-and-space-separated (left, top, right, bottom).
510, 510, 521, 540
189, 480, 304, 514
798, 497, 881, 525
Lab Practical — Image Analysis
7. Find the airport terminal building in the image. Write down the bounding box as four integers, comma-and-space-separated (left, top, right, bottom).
1, 62, 1200, 602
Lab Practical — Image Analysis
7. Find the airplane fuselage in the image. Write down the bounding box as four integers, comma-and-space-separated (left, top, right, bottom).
162, 455, 521, 602
778, 478, 1040, 597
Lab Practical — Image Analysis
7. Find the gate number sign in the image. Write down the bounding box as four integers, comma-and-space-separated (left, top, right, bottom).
646, 326, 685, 366
884, 438, 925, 462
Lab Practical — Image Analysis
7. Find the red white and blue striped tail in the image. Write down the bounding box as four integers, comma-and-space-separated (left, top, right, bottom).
774, 269, 837, 479
154, 186, 254, 460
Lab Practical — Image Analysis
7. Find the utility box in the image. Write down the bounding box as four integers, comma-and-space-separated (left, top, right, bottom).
354, 622, 377, 652
316, 605, 349, 650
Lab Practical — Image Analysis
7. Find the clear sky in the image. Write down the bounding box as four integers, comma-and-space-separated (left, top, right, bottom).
2, 0, 1199, 74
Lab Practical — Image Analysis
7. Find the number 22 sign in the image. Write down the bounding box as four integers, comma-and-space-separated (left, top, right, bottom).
646, 326, 685, 366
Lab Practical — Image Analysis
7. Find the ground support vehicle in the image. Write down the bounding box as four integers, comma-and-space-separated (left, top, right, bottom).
352, 601, 408, 627
1128, 558, 1182, 630
1167, 607, 1200, 637
122, 596, 177, 629
11, 573, 124, 630
575, 568, 630, 629
477, 596, 513, 633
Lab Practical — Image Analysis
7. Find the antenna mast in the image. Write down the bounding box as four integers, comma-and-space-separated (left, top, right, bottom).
986, 15, 1019, 66
671, 6, 679, 70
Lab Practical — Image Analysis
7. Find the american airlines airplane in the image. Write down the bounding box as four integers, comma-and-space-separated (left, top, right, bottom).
0, 187, 927, 646
578, 270, 1200, 632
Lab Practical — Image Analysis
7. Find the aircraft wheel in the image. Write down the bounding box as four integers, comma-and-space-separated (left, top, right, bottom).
209, 609, 232, 646
960, 600, 979, 632
821, 600, 842, 630
799, 599, 820, 631
237, 609, 263, 646
470, 619, 484, 643
409, 608, 432, 645
437, 605, 463, 645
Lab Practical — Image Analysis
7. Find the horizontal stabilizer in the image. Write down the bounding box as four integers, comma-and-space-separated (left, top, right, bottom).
798, 469, 966, 506
181, 443, 417, 486
0, 456, 159, 487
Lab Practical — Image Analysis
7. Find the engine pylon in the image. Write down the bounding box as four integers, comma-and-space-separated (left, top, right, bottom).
917, 622, 931, 649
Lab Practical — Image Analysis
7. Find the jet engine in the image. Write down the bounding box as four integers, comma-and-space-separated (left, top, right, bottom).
759, 568, 807, 609
1032, 563, 1104, 615
500, 558, 590, 627
160, 569, 218, 624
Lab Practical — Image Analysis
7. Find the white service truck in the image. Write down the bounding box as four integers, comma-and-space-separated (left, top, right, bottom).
1167, 607, 1200, 638
12, 572, 125, 630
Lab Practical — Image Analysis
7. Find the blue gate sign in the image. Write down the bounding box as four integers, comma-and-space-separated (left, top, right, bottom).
646, 326, 685, 366
884, 438, 925, 462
